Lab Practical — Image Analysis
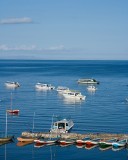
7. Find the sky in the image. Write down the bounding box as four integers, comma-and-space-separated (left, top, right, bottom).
0, 0, 128, 60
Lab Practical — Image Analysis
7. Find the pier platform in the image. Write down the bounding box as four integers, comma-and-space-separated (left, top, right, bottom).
21, 131, 128, 140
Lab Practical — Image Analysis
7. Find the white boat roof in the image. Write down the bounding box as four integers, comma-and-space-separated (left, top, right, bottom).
36, 83, 51, 85
6, 81, 19, 84
78, 78, 97, 81
54, 119, 72, 123
67, 90, 80, 93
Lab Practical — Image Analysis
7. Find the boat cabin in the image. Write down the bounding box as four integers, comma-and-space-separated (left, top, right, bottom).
50, 119, 74, 133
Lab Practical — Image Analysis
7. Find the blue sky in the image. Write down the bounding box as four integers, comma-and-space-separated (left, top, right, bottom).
0, 0, 128, 60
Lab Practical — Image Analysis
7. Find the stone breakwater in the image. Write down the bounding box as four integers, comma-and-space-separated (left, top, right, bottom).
22, 131, 128, 140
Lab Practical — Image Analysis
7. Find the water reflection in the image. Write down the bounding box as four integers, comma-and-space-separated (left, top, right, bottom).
63, 99, 83, 105
0, 142, 13, 160
85, 144, 98, 150
112, 146, 124, 151
87, 88, 97, 95
76, 144, 85, 149
17, 141, 34, 147
99, 145, 112, 151
15, 141, 126, 152
5, 86, 19, 90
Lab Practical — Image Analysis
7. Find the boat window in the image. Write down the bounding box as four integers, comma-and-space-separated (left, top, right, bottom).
58, 123, 65, 129
69, 93, 74, 95
55, 123, 57, 126
66, 123, 68, 126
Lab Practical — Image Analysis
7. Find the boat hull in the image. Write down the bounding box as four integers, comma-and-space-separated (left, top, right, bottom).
17, 137, 35, 142
59, 140, 75, 145
0, 136, 13, 142
63, 93, 85, 100
34, 139, 56, 145
5, 82, 20, 88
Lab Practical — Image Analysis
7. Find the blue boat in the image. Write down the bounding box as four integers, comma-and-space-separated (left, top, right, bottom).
112, 139, 127, 148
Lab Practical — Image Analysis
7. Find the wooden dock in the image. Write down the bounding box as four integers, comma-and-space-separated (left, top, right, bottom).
21, 131, 128, 140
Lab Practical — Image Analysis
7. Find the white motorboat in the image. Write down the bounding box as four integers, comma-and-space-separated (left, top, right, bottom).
35, 83, 55, 90
50, 118, 74, 133
87, 85, 97, 91
56, 86, 70, 93
77, 78, 99, 84
62, 90, 86, 100
5, 81, 20, 88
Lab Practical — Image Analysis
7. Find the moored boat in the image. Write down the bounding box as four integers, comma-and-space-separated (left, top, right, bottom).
5, 81, 20, 88
58, 138, 76, 145
77, 78, 99, 84
56, 86, 70, 93
0, 112, 14, 143
17, 137, 36, 142
34, 137, 58, 145
98, 138, 118, 150
35, 82, 55, 90
62, 90, 86, 100
85, 138, 101, 145
112, 139, 127, 148
50, 118, 74, 133
6, 93, 20, 115
6, 109, 19, 115
0, 136, 14, 142
76, 137, 90, 144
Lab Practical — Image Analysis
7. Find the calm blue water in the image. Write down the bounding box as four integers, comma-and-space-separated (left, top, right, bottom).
0, 60, 128, 160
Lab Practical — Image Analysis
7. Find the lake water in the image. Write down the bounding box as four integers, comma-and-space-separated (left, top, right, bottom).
0, 60, 128, 160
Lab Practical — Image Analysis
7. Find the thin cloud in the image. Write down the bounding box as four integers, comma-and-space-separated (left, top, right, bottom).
0, 44, 38, 51
0, 44, 66, 51
47, 45, 64, 51
0, 17, 32, 24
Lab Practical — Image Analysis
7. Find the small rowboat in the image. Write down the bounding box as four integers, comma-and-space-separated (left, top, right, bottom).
0, 136, 14, 142
17, 137, 35, 142
58, 138, 76, 145
112, 139, 127, 148
6, 109, 19, 115
76, 137, 90, 144
99, 138, 118, 150
85, 138, 101, 145
34, 137, 58, 145
6, 93, 20, 115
